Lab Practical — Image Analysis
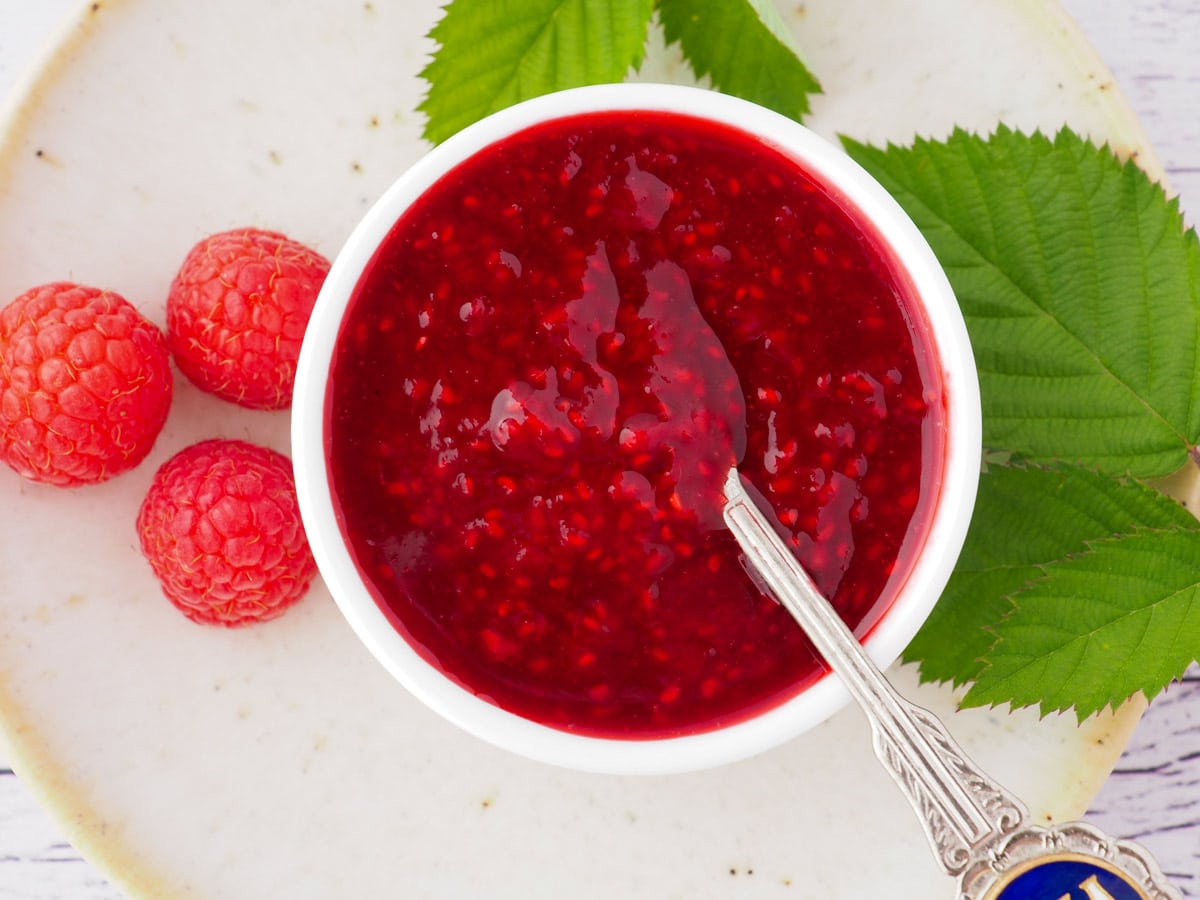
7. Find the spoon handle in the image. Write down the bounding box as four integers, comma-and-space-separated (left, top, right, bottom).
723, 469, 1023, 872
722, 469, 1181, 898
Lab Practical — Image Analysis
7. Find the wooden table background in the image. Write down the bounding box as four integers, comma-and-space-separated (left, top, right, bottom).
0, 0, 1197, 896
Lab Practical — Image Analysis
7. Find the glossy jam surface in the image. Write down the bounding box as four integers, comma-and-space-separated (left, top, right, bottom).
327, 110, 944, 738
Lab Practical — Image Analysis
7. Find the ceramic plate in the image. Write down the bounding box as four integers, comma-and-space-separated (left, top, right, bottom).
0, 1, 1163, 896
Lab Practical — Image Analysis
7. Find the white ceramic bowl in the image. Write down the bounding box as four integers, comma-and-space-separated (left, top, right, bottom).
292, 83, 981, 776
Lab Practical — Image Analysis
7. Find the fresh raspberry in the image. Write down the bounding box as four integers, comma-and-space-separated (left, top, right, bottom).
0, 282, 173, 487
166, 227, 329, 410
137, 439, 317, 627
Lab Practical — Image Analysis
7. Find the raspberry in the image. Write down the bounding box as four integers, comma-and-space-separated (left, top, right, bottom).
0, 282, 173, 486
137, 439, 317, 627
166, 227, 329, 410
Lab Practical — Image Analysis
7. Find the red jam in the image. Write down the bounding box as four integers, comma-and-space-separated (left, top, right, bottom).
327, 110, 944, 738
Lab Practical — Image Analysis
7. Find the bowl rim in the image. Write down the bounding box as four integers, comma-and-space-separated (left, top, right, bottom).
291, 82, 981, 776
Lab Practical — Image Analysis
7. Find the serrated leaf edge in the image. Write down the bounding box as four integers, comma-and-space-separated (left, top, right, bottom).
962, 521, 1200, 720
843, 125, 1200, 476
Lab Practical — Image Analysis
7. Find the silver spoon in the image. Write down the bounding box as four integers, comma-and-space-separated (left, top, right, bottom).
722, 467, 1181, 900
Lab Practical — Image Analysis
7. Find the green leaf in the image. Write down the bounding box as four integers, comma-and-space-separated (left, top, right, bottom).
904, 462, 1198, 685
962, 526, 1200, 719
419, 0, 656, 144
844, 127, 1200, 478
656, 0, 821, 121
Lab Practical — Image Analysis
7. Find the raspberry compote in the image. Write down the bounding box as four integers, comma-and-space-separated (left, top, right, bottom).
327, 110, 945, 738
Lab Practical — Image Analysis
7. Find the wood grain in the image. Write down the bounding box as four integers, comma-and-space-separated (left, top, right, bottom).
1087, 666, 1200, 895
1058, 1, 1200, 893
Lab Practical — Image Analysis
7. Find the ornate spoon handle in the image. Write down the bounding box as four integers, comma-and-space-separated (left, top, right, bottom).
722, 469, 1180, 899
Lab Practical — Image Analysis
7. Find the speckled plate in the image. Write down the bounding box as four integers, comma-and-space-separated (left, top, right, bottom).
0, 1, 1166, 896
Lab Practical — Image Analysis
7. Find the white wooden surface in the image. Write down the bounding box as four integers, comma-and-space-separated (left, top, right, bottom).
0, 0, 1197, 896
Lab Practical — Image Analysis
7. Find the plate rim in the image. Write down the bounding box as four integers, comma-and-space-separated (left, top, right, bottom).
0, 0, 1163, 895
